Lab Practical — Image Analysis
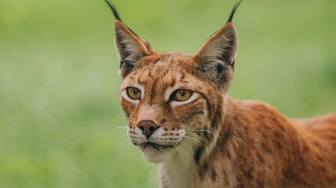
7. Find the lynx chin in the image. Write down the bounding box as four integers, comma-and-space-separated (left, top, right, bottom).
105, 0, 336, 187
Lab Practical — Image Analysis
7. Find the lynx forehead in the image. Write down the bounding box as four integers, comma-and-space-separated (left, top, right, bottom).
105, 0, 336, 187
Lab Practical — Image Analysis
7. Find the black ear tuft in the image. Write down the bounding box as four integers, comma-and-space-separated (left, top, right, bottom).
227, 0, 243, 23
104, 0, 121, 21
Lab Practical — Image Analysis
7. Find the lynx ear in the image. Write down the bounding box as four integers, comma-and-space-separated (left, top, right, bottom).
194, 0, 242, 89
105, 0, 154, 78
114, 20, 154, 78
194, 23, 237, 88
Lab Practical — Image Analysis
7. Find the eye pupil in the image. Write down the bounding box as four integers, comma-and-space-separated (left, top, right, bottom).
180, 90, 185, 96
134, 88, 138, 94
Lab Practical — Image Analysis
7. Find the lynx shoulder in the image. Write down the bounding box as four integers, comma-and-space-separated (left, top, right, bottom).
105, 0, 336, 187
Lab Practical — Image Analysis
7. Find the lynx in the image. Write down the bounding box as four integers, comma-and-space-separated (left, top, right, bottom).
105, 0, 336, 187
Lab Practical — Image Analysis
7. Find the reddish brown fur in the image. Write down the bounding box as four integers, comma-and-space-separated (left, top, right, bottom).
110, 4, 336, 188
206, 98, 336, 187
119, 51, 336, 188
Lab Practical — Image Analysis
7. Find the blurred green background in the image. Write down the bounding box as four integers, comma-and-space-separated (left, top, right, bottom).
0, 0, 335, 187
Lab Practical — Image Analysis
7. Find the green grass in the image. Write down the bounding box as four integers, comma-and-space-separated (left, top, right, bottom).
0, 0, 335, 187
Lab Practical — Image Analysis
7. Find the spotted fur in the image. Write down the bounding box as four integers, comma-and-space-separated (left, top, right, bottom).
105, 1, 336, 187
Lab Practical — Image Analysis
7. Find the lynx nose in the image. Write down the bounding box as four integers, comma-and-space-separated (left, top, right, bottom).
137, 120, 158, 139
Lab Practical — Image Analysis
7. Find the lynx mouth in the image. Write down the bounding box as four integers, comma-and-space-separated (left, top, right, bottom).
139, 142, 176, 151
136, 141, 181, 163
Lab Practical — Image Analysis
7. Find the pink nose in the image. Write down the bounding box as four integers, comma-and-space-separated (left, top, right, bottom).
137, 120, 158, 138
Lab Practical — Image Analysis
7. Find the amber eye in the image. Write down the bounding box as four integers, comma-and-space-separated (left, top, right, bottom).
170, 89, 193, 101
126, 87, 141, 100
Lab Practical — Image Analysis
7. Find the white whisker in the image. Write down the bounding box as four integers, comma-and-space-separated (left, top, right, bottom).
184, 127, 215, 136
184, 133, 207, 148
175, 142, 192, 162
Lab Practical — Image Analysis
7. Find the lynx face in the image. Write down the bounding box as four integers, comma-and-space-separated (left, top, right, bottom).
120, 54, 224, 162
109, 1, 237, 163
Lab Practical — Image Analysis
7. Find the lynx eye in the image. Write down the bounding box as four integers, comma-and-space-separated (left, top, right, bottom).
170, 89, 193, 101
126, 87, 141, 100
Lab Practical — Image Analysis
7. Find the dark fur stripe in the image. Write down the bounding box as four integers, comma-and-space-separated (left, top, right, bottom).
194, 145, 205, 163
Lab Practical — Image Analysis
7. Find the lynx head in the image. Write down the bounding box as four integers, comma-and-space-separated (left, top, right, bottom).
105, 0, 242, 163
